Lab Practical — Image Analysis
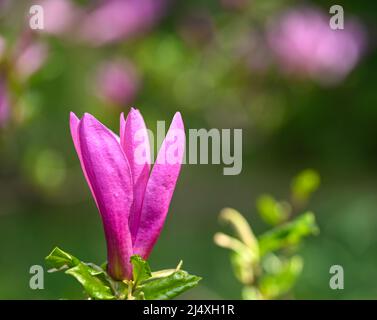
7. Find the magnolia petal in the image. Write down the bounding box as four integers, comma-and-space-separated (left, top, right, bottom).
79, 113, 134, 280
70, 112, 100, 207
120, 108, 151, 242
133, 112, 185, 259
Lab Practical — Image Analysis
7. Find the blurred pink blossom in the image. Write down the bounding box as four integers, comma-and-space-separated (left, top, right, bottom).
0, 74, 10, 128
80, 0, 167, 46
14, 41, 48, 80
0, 36, 5, 60
95, 60, 140, 106
267, 7, 367, 84
37, 0, 80, 35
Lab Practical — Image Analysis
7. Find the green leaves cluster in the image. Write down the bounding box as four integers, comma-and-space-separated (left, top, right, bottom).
256, 169, 320, 226
215, 169, 320, 300
258, 212, 319, 256
45, 247, 201, 300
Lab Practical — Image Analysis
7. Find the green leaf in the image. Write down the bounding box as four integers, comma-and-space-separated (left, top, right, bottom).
256, 194, 291, 226
259, 255, 303, 299
134, 270, 201, 300
291, 169, 320, 204
65, 263, 115, 300
151, 269, 177, 278
45, 248, 199, 300
85, 262, 127, 297
85, 263, 106, 276
258, 212, 319, 256
45, 247, 124, 299
131, 255, 152, 286
45, 247, 80, 270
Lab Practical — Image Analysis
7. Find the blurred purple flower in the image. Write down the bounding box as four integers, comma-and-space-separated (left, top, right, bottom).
70, 109, 185, 280
14, 42, 48, 80
79, 0, 167, 46
37, 0, 80, 35
13, 34, 48, 80
0, 35, 5, 60
95, 60, 140, 107
267, 7, 367, 84
0, 75, 10, 128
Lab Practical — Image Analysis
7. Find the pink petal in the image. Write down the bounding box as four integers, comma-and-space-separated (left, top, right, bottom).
78, 113, 134, 280
120, 108, 151, 242
70, 112, 98, 207
133, 112, 185, 259
70, 112, 120, 207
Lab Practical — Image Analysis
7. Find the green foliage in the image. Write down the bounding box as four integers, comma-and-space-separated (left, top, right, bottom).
291, 169, 321, 205
242, 286, 263, 300
45, 247, 80, 270
258, 212, 319, 256
131, 255, 152, 286
134, 270, 201, 300
131, 257, 201, 300
256, 194, 290, 226
230, 251, 256, 285
259, 255, 303, 299
215, 169, 320, 300
65, 263, 115, 300
45, 247, 201, 300
46, 247, 116, 300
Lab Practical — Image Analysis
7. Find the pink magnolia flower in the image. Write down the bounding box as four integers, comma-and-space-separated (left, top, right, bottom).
70, 109, 185, 280
79, 0, 167, 46
95, 60, 140, 107
267, 7, 367, 84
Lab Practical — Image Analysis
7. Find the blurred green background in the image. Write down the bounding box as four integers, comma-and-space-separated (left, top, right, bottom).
0, 0, 377, 299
